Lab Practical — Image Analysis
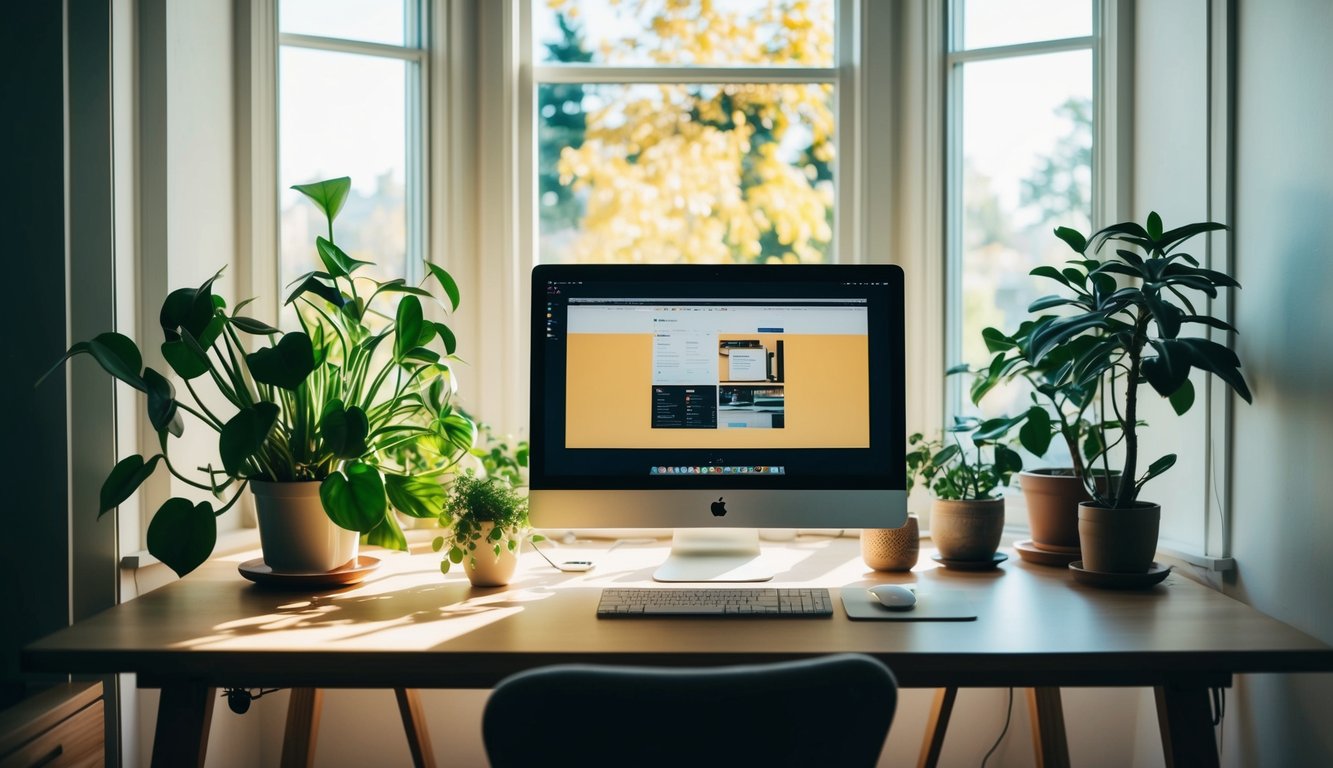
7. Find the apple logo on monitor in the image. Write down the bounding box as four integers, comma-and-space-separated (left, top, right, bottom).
711, 497, 727, 517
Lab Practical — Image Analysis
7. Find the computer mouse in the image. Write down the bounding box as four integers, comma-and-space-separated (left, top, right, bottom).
867, 584, 917, 611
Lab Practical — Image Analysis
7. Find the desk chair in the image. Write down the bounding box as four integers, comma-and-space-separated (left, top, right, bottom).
482, 653, 898, 768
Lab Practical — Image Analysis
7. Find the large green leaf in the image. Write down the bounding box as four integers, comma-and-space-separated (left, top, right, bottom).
1019, 406, 1054, 457
1144, 291, 1183, 339
285, 275, 347, 308
1052, 226, 1087, 254
320, 400, 369, 459
993, 444, 1023, 475
161, 339, 210, 380
395, 295, 424, 361
99, 454, 163, 517
146, 498, 217, 578
1168, 377, 1196, 416
291, 177, 351, 225
1179, 337, 1252, 403
143, 368, 184, 437
315, 236, 372, 278
230, 316, 280, 336
1138, 454, 1178, 488
1158, 221, 1226, 252
426, 262, 461, 312
159, 288, 211, 342
1145, 211, 1164, 241
973, 414, 1025, 442
320, 462, 387, 534
385, 474, 446, 519
1030, 313, 1111, 363
1143, 340, 1192, 399
219, 402, 279, 476
364, 510, 407, 551
246, 333, 315, 390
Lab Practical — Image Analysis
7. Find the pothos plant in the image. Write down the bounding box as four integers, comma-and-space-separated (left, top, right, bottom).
905, 416, 1023, 501
1026, 212, 1252, 507
37, 176, 475, 577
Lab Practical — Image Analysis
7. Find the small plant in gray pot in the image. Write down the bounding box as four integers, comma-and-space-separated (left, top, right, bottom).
906, 416, 1023, 568
38, 176, 474, 577
1027, 212, 1252, 574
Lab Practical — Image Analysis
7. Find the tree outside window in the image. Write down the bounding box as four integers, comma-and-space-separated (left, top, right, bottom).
536, 0, 836, 265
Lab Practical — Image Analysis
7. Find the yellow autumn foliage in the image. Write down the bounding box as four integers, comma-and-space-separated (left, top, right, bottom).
550, 0, 835, 264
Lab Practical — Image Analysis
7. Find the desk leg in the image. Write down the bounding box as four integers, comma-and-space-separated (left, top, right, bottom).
1155, 685, 1220, 768
395, 688, 437, 768
151, 682, 214, 768
1027, 687, 1070, 768
917, 687, 957, 768
281, 687, 323, 768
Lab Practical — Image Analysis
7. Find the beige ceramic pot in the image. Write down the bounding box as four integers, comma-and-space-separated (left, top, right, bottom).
464, 523, 524, 587
252, 480, 359, 573
1077, 501, 1160, 574
861, 515, 920, 572
930, 498, 1004, 561
1019, 469, 1089, 553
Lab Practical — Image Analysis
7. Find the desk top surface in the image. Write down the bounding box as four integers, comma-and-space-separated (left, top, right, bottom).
23, 535, 1333, 689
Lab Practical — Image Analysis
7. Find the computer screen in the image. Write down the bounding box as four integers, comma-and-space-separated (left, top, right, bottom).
529, 264, 906, 581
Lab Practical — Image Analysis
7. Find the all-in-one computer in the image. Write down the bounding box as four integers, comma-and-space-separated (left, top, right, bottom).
529, 264, 906, 585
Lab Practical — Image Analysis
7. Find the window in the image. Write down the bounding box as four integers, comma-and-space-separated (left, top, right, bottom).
946, 0, 1096, 470
532, 0, 839, 265
278, 0, 427, 288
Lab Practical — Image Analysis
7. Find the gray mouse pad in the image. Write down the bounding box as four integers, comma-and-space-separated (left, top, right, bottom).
841, 587, 977, 621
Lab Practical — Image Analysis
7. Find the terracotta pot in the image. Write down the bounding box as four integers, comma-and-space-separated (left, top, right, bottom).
1077, 502, 1160, 574
252, 480, 359, 573
464, 522, 524, 587
1019, 469, 1089, 554
861, 515, 920, 572
930, 498, 1004, 561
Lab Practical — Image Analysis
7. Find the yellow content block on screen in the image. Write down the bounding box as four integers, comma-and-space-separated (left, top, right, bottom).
565, 333, 869, 449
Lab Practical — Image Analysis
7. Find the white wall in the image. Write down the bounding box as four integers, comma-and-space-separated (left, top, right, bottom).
1224, 0, 1333, 764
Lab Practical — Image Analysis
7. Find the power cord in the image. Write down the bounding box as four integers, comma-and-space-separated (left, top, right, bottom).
528, 536, 592, 572
980, 688, 1014, 768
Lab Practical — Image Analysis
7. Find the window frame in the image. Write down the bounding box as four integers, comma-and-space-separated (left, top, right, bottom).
943, 0, 1100, 427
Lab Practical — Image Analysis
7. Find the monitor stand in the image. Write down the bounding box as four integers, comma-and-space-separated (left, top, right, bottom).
652, 528, 776, 583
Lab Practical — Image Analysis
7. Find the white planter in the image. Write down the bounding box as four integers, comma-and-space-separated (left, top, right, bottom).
252, 480, 359, 573
463, 523, 523, 587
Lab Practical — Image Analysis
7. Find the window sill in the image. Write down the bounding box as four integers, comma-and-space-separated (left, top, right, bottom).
120, 528, 262, 571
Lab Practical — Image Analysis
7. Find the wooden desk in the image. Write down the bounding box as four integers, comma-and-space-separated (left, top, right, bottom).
23, 536, 1333, 767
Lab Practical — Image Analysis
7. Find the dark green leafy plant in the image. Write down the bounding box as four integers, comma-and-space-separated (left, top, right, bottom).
963, 319, 1105, 479
906, 416, 1023, 501
1026, 211, 1252, 507
433, 471, 537, 573
37, 176, 474, 577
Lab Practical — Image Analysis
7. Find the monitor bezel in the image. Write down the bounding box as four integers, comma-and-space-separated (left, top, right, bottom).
529, 263, 906, 494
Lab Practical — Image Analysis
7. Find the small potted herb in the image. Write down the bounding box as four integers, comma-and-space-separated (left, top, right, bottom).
906, 416, 1023, 566
434, 470, 535, 587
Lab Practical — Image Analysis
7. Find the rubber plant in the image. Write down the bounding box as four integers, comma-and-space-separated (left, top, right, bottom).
1025, 211, 1252, 506
38, 176, 475, 576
